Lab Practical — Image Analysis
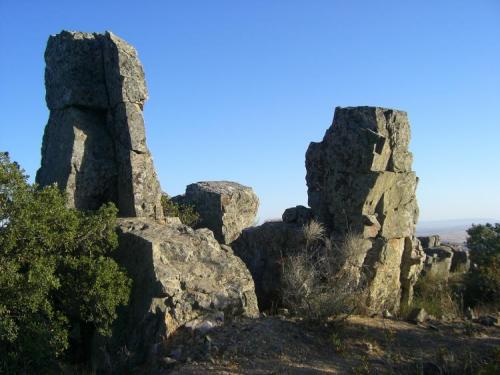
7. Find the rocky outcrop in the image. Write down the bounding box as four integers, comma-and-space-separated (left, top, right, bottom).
36, 31, 163, 220
419, 237, 470, 279
306, 106, 424, 312
109, 217, 259, 365
232, 221, 305, 309
423, 245, 454, 280
450, 246, 470, 273
174, 181, 259, 244
418, 235, 441, 249
282, 205, 313, 226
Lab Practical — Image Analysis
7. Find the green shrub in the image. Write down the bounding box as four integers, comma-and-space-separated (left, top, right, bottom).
464, 223, 500, 309
0, 152, 131, 373
161, 194, 200, 227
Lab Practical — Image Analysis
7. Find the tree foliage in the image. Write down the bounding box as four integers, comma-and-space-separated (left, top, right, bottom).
464, 223, 500, 308
0, 152, 131, 373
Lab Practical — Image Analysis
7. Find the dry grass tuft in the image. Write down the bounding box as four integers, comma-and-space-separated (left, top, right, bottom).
281, 221, 368, 322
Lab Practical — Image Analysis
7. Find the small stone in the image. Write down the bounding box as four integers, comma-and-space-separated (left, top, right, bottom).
475, 315, 499, 327
408, 308, 428, 324
160, 357, 177, 367
465, 307, 476, 320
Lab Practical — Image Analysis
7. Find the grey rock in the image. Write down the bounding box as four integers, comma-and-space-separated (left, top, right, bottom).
305, 106, 423, 312
232, 221, 306, 309
282, 205, 313, 226
449, 246, 470, 273
418, 235, 441, 249
37, 30, 163, 220
111, 217, 258, 363
475, 315, 499, 327
422, 245, 454, 280
408, 307, 428, 324
175, 181, 259, 244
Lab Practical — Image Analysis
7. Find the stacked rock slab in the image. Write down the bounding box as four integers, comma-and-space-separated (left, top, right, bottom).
110, 218, 259, 365
306, 106, 425, 312
36, 31, 163, 220
419, 235, 470, 279
174, 181, 259, 244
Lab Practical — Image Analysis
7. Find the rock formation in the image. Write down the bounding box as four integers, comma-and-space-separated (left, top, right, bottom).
108, 218, 258, 364
232, 220, 306, 309
282, 205, 313, 226
35, 32, 262, 370
419, 235, 470, 279
36, 31, 163, 220
174, 181, 259, 244
306, 106, 425, 312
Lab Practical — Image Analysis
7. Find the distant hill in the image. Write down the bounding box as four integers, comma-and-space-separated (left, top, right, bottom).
417, 218, 500, 244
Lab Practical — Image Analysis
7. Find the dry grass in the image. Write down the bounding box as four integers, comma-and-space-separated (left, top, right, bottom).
281, 220, 368, 322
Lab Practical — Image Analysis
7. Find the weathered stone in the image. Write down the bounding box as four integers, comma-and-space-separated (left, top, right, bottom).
418, 235, 441, 249
449, 246, 470, 273
175, 181, 259, 244
36, 31, 163, 220
422, 245, 454, 280
305, 107, 423, 312
408, 307, 428, 324
232, 221, 305, 309
111, 217, 259, 363
282, 205, 313, 226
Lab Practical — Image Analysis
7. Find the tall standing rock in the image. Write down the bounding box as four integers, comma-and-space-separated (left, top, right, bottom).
306, 106, 424, 312
36, 31, 163, 220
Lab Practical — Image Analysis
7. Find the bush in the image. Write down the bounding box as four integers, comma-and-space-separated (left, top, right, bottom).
281, 220, 367, 322
161, 194, 200, 227
0, 152, 131, 373
407, 273, 463, 319
464, 223, 500, 309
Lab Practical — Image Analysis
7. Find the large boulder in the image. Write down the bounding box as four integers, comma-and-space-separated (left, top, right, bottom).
305, 106, 424, 312
282, 205, 313, 226
36, 31, 163, 220
174, 181, 259, 244
232, 221, 305, 309
422, 245, 454, 280
450, 246, 470, 273
418, 235, 441, 249
108, 217, 259, 365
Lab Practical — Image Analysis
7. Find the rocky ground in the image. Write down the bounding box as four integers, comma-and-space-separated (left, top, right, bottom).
135, 314, 500, 374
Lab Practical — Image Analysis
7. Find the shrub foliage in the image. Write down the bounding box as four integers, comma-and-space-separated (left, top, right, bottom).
161, 194, 200, 227
464, 223, 500, 309
0, 152, 131, 373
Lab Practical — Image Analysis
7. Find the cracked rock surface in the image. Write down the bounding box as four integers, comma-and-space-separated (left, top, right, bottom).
36, 31, 163, 220
306, 106, 425, 312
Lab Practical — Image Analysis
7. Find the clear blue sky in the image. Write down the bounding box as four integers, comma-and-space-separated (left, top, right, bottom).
1, 0, 499, 222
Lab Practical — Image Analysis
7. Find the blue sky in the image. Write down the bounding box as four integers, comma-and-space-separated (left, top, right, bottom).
1, 0, 499, 222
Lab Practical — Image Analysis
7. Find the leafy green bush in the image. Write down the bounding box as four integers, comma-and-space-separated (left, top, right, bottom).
161, 194, 199, 227
464, 223, 500, 309
0, 152, 131, 373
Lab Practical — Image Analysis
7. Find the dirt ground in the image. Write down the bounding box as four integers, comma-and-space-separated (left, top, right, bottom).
147, 314, 500, 375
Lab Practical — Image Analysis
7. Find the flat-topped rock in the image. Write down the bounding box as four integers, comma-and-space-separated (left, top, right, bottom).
175, 181, 259, 244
